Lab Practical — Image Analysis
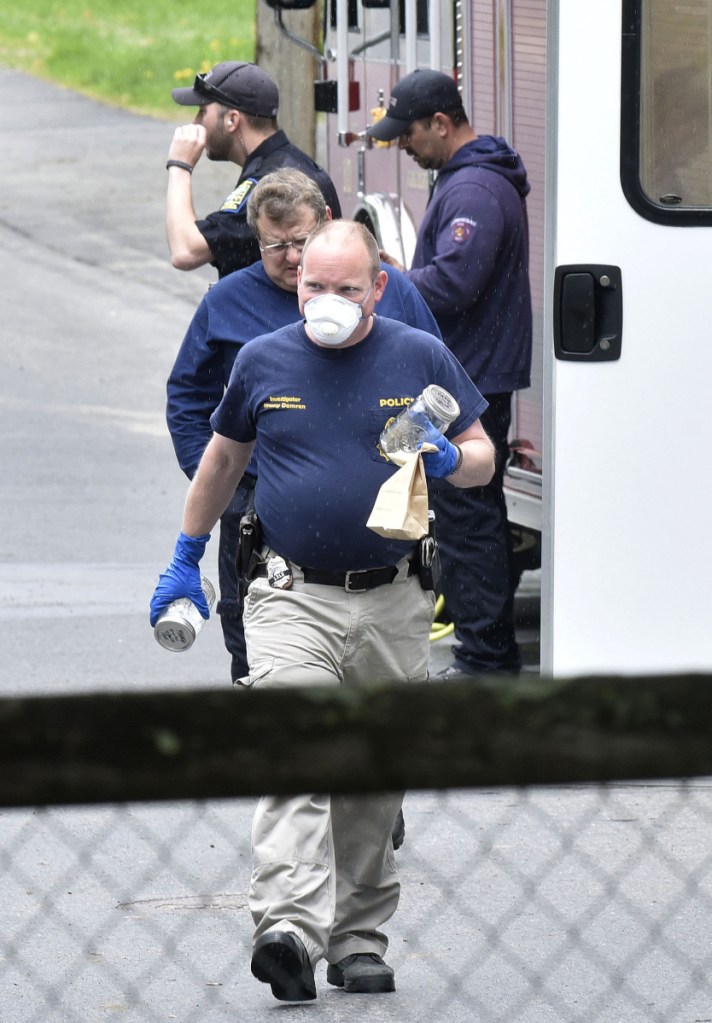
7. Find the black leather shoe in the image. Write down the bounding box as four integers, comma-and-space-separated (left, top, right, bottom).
392, 808, 406, 850
326, 953, 395, 993
251, 931, 316, 1001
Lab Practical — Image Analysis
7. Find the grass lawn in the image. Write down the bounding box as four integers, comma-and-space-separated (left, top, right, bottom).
0, 0, 256, 119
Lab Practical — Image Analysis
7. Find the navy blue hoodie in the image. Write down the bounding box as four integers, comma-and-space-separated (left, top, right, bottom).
406, 135, 532, 395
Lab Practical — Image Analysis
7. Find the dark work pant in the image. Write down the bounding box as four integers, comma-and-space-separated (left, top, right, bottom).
217, 478, 255, 682
430, 392, 521, 674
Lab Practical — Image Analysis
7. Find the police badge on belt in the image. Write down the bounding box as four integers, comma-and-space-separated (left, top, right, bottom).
267, 555, 293, 589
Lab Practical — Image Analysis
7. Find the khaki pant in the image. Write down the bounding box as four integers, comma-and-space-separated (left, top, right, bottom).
241, 560, 434, 965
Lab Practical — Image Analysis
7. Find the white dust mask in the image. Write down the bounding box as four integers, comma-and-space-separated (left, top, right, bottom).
304, 293, 367, 346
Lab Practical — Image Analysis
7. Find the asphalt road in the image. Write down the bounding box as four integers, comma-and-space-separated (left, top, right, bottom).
1, 67, 708, 1023
1, 67, 236, 693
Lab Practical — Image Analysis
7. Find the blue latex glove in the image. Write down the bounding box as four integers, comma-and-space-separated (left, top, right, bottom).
149, 532, 211, 626
420, 433, 460, 478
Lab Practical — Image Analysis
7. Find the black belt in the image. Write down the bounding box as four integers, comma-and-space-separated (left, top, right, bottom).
255, 559, 416, 592
304, 561, 417, 592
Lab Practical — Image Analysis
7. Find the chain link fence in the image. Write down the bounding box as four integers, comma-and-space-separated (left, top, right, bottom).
2, 679, 712, 1022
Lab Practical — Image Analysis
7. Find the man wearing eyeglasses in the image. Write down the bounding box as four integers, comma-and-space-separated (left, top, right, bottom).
166, 169, 440, 686
166, 61, 342, 279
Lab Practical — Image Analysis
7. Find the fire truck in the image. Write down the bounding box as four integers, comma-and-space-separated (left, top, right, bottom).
265, 0, 712, 677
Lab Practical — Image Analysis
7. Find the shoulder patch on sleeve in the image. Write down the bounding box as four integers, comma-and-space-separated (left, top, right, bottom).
220, 178, 257, 214
451, 217, 478, 243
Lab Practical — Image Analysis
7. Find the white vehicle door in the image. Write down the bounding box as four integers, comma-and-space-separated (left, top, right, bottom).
543, 0, 712, 675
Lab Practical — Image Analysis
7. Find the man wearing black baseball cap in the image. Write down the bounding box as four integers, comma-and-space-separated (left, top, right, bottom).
166, 61, 341, 278
367, 69, 533, 683
366, 68, 464, 142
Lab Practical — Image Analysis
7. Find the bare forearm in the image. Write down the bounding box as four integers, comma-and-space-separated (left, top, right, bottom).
182, 435, 254, 536
448, 435, 496, 488
166, 172, 212, 269
165, 124, 213, 270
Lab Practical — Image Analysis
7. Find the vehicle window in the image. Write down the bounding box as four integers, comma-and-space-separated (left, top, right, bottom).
640, 0, 712, 208
622, 0, 712, 223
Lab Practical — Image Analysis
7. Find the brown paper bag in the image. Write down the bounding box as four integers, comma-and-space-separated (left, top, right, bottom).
366, 451, 429, 540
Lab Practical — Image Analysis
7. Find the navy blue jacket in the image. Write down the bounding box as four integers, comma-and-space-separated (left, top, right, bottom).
407, 135, 532, 395
167, 260, 442, 477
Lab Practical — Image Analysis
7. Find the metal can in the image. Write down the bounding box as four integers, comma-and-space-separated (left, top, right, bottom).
153, 577, 216, 652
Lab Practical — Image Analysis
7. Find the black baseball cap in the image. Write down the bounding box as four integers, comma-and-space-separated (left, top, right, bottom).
366, 69, 463, 141
171, 61, 279, 118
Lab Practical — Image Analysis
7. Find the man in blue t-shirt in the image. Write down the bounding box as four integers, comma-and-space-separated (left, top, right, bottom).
150, 220, 494, 1003
167, 169, 442, 683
